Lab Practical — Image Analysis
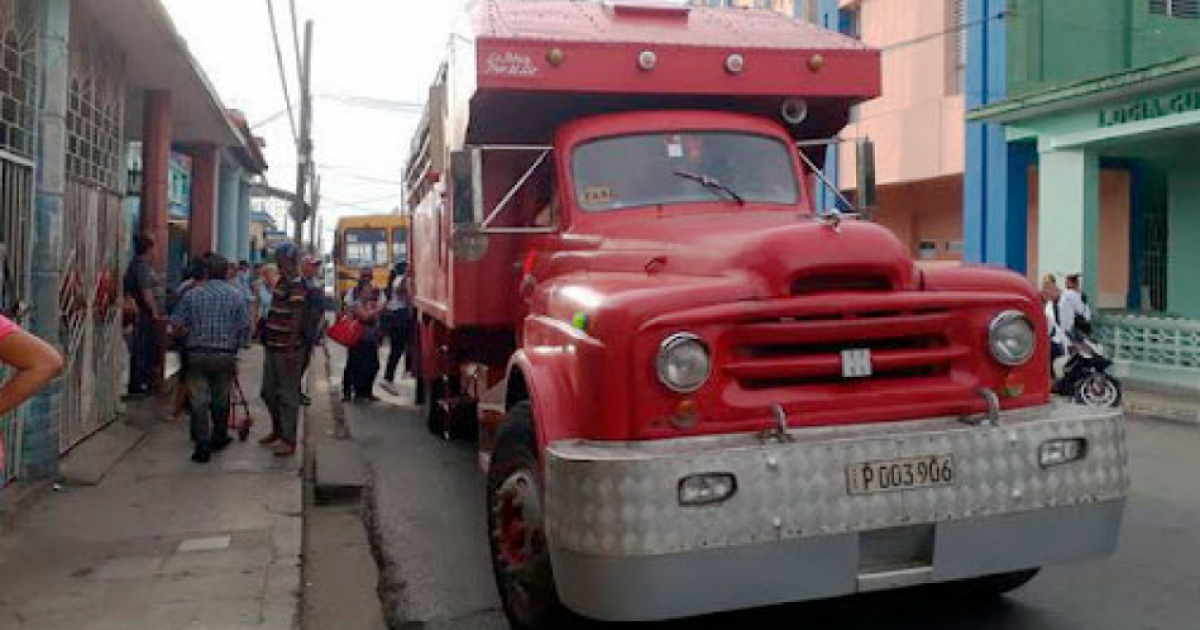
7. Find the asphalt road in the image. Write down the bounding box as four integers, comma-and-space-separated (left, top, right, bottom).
335, 349, 1200, 630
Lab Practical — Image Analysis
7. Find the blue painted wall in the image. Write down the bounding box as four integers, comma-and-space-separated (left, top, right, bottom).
964, 0, 1027, 273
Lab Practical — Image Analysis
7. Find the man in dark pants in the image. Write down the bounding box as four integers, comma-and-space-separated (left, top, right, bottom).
169, 254, 250, 463
124, 234, 163, 396
298, 255, 325, 406
259, 242, 308, 457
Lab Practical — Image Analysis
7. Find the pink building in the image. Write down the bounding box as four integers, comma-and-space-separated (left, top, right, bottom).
837, 0, 967, 262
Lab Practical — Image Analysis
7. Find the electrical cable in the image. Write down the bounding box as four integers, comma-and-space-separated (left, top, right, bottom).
264, 0, 299, 146
250, 107, 290, 130
288, 0, 305, 84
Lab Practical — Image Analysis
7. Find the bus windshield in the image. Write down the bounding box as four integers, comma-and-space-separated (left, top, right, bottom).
344, 228, 388, 267
571, 131, 799, 212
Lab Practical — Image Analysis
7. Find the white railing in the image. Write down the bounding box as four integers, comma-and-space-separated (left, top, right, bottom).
1094, 313, 1200, 389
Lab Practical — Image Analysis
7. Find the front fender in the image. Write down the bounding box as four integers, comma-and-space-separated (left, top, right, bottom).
507, 348, 583, 452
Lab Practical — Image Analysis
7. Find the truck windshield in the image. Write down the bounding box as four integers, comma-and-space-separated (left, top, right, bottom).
572, 131, 799, 212
344, 228, 388, 267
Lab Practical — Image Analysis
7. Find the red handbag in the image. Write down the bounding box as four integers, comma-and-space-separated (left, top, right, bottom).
327, 314, 364, 347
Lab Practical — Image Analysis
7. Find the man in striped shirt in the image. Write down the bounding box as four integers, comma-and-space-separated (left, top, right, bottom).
258, 242, 309, 456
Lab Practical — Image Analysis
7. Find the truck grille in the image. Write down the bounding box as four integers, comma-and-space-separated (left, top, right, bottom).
721, 304, 967, 391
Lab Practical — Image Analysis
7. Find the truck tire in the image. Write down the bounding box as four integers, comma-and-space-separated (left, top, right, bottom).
424, 377, 447, 438
954, 568, 1041, 597
487, 402, 575, 629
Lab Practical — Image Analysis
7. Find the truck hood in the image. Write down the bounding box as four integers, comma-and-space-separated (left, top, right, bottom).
557, 210, 917, 298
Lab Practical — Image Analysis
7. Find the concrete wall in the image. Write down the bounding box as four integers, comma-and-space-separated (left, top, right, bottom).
1027, 166, 1134, 309
875, 176, 964, 261
1008, 0, 1200, 97
1167, 166, 1200, 318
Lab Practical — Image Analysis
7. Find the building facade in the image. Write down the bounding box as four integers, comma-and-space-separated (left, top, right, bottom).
0, 0, 264, 489
834, 0, 968, 263
967, 0, 1200, 390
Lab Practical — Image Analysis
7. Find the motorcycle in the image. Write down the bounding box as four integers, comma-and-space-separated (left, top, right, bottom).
1052, 331, 1122, 408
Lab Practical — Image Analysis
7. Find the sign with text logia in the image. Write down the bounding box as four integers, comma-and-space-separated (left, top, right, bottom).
1099, 87, 1200, 128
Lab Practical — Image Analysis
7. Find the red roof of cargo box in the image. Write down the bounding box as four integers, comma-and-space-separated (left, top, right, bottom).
464, 1, 880, 144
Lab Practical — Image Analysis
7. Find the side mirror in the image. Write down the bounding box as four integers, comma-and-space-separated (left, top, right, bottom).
449, 149, 484, 225
856, 139, 877, 211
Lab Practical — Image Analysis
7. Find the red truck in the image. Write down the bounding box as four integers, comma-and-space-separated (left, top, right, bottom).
403, 2, 1129, 627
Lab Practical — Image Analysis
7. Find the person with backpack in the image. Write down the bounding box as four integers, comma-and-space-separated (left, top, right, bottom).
1059, 273, 1093, 337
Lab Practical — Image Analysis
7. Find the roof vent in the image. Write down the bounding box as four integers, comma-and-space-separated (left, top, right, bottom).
609, 2, 692, 19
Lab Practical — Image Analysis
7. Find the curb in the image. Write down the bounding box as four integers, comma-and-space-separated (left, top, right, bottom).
1125, 403, 1200, 428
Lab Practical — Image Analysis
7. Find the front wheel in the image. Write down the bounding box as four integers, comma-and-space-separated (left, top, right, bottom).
1074, 373, 1122, 408
486, 402, 574, 629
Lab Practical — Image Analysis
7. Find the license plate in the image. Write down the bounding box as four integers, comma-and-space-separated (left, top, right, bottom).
841, 348, 872, 378
846, 455, 956, 495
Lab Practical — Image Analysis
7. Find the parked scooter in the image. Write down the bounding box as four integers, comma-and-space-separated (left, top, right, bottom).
1053, 331, 1122, 407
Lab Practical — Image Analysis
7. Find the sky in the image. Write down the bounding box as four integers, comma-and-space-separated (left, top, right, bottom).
161, 0, 472, 252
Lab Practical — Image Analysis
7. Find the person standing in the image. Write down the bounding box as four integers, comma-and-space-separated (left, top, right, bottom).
259, 243, 308, 457
124, 234, 163, 396
379, 261, 412, 396
342, 268, 384, 401
298, 256, 326, 406
169, 254, 250, 463
1058, 273, 1092, 337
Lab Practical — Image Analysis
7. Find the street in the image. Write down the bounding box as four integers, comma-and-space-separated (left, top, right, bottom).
333, 348, 1200, 630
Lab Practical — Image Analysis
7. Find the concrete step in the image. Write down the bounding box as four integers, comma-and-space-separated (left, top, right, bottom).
313, 437, 368, 506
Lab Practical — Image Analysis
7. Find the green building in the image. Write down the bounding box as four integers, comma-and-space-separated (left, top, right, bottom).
968, 0, 1200, 391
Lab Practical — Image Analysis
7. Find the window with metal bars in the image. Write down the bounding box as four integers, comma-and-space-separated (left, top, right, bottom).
0, 0, 36, 159
1151, 0, 1200, 19
66, 5, 126, 193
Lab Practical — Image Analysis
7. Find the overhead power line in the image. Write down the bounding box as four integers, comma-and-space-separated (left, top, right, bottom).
317, 93, 426, 113
288, 0, 304, 84
265, 0, 299, 146
251, 106, 291, 130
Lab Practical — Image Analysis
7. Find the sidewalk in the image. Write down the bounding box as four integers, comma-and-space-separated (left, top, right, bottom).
0, 345, 308, 630
1124, 385, 1200, 427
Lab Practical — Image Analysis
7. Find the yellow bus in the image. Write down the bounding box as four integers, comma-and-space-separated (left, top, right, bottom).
332, 214, 408, 302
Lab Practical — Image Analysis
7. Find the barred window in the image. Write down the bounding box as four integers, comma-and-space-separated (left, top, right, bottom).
67, 5, 126, 192
1150, 0, 1200, 19
0, 0, 36, 159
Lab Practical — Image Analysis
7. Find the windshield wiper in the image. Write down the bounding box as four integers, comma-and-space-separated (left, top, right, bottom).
672, 170, 746, 206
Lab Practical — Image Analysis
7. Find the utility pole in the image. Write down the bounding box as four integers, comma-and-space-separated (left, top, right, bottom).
291, 19, 314, 245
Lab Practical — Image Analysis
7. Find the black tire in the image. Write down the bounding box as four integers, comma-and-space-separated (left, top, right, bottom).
955, 568, 1041, 597
425, 377, 446, 438
486, 402, 575, 629
1073, 373, 1122, 408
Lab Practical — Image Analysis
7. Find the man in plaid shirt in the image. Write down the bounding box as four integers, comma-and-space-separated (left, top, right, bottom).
171, 253, 250, 463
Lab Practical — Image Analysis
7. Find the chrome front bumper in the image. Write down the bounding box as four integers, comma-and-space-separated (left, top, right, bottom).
543, 403, 1129, 621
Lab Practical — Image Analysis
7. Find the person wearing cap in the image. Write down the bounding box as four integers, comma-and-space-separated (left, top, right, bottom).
258, 242, 308, 456
342, 267, 385, 401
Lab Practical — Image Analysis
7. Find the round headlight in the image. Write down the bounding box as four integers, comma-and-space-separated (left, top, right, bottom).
656, 333, 711, 393
988, 310, 1036, 367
